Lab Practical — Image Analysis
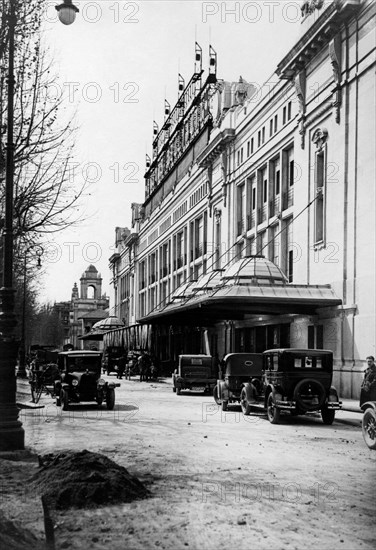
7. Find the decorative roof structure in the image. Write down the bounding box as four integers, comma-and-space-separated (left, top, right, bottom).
92, 317, 125, 330
222, 256, 288, 285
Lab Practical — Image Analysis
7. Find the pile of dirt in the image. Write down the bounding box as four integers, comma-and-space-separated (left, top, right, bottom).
29, 449, 149, 510
0, 512, 44, 550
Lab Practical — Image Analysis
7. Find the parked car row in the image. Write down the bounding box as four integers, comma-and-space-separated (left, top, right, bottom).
173, 349, 342, 426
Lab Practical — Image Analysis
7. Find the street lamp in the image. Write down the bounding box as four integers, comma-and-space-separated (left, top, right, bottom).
55, 0, 79, 26
0, 0, 79, 451
17, 245, 44, 379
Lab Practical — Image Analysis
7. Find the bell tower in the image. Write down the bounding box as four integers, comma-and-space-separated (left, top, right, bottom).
80, 265, 102, 300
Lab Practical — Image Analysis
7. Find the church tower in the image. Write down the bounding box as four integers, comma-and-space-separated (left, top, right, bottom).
80, 265, 102, 300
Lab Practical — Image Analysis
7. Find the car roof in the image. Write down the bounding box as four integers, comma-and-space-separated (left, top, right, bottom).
58, 351, 102, 356
263, 348, 333, 355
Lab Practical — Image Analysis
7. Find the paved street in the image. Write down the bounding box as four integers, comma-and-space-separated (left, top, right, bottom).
6, 375, 374, 549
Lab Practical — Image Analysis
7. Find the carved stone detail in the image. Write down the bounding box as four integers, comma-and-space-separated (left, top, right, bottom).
329, 34, 342, 123
213, 207, 222, 222
221, 150, 228, 207
301, 0, 324, 19
312, 127, 328, 150
295, 70, 307, 149
206, 166, 213, 217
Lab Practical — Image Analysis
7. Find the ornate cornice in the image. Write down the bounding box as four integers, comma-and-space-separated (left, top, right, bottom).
276, 0, 361, 80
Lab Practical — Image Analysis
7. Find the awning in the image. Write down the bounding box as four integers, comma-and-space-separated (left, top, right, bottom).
137, 283, 342, 326
79, 331, 105, 341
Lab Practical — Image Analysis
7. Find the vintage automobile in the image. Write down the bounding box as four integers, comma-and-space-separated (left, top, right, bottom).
213, 353, 263, 411
361, 401, 376, 450
239, 348, 341, 424
172, 354, 216, 395
102, 346, 123, 375
55, 350, 118, 411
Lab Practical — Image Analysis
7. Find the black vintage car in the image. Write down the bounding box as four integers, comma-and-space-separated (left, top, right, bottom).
55, 351, 117, 411
240, 348, 341, 424
102, 346, 123, 375
213, 353, 263, 411
361, 401, 376, 450
172, 355, 216, 394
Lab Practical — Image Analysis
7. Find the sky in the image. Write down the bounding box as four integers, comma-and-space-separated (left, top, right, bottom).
38, 0, 304, 307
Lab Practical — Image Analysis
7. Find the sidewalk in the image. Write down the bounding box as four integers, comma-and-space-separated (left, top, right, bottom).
340, 398, 362, 413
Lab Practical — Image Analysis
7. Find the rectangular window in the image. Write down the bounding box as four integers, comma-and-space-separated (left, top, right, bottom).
270, 119, 273, 137
275, 169, 280, 195
258, 231, 266, 256
240, 148, 243, 164
315, 150, 325, 243
247, 141, 250, 157
270, 224, 279, 266
237, 151, 240, 166
308, 325, 324, 349
287, 101, 292, 120
252, 187, 256, 210
283, 106, 286, 125
262, 127, 265, 144
263, 178, 267, 203
274, 115, 278, 133
289, 159, 294, 187
251, 138, 254, 154
258, 131, 261, 148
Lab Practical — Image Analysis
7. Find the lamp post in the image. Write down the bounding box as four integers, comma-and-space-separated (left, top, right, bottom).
17, 245, 44, 379
0, 0, 79, 451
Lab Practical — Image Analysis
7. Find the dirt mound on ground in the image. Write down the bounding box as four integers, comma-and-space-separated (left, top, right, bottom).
29, 449, 149, 510
0, 512, 44, 550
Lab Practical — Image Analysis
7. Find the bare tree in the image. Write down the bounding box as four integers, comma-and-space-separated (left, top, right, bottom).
0, 0, 88, 252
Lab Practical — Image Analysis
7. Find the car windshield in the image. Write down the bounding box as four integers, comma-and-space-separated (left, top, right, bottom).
66, 356, 101, 372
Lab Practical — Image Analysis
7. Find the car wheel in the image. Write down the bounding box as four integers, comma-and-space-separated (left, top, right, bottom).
293, 379, 326, 412
61, 389, 69, 411
106, 389, 115, 410
213, 385, 221, 405
30, 382, 43, 404
362, 408, 376, 450
267, 393, 280, 424
321, 406, 335, 425
96, 394, 103, 407
240, 388, 251, 416
221, 400, 228, 412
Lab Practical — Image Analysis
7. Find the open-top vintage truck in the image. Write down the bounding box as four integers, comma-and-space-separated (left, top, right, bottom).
239, 348, 341, 424
172, 354, 217, 395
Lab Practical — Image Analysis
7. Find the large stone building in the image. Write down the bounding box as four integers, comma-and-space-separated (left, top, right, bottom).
109, 0, 375, 397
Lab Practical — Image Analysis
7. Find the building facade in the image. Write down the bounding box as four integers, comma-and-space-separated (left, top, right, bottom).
109, 0, 375, 397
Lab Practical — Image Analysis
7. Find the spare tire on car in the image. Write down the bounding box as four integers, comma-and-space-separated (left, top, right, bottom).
293, 378, 326, 412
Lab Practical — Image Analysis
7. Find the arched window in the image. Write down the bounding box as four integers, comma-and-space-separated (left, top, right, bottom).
87, 285, 96, 299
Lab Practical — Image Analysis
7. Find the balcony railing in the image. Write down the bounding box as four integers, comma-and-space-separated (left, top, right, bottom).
257, 205, 267, 223
237, 218, 245, 236
247, 213, 255, 230
269, 196, 280, 218
283, 188, 294, 210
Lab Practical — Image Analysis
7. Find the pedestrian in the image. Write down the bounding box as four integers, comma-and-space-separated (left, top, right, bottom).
117, 354, 126, 379
359, 355, 376, 406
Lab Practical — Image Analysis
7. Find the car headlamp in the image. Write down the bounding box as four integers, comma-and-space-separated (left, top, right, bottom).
98, 379, 106, 386
72, 379, 79, 387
